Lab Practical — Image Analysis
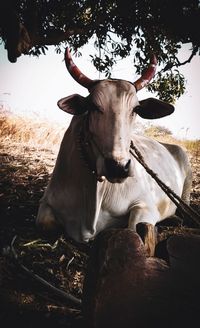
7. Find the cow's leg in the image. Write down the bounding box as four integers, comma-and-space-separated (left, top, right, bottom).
128, 207, 158, 256
128, 206, 159, 230
36, 201, 61, 235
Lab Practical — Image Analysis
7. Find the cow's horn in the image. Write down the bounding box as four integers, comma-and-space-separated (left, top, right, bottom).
133, 55, 157, 91
65, 47, 95, 89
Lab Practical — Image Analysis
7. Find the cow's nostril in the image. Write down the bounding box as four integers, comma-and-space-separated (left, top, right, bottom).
124, 159, 131, 172
105, 158, 117, 172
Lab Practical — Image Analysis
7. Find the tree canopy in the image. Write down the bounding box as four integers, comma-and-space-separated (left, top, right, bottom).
0, 0, 200, 102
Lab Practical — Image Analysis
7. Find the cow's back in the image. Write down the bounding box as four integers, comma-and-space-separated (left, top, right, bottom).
161, 142, 192, 204
129, 135, 192, 219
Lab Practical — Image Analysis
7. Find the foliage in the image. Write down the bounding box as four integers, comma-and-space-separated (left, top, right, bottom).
147, 70, 186, 104
0, 0, 200, 102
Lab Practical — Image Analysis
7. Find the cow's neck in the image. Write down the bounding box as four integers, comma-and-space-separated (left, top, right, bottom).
77, 116, 99, 180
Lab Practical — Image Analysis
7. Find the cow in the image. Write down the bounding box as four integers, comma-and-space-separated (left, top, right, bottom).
36, 48, 192, 244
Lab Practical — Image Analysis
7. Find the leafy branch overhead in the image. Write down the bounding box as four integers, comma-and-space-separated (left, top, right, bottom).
0, 0, 199, 102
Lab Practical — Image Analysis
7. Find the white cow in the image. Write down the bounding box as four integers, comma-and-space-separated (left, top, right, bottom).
36, 48, 192, 243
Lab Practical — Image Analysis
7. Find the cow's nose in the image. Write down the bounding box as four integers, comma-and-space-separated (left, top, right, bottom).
105, 158, 131, 179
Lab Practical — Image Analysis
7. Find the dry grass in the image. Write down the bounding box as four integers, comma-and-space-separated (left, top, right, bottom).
153, 135, 199, 158
180, 139, 200, 155
144, 124, 200, 156
0, 110, 66, 152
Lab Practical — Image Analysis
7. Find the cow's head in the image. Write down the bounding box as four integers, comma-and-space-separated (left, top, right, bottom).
58, 48, 174, 183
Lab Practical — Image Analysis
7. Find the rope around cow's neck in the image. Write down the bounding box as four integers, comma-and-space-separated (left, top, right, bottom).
78, 119, 200, 226
130, 141, 200, 227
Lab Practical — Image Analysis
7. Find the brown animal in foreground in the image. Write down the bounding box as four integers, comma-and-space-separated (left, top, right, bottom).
82, 229, 200, 328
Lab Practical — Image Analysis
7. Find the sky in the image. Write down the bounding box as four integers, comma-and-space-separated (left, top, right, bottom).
0, 41, 200, 140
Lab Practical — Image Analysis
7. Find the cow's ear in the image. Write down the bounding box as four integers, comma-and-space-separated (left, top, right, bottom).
135, 98, 174, 119
57, 94, 87, 115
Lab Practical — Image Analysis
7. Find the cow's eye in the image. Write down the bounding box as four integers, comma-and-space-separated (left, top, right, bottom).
92, 103, 100, 112
91, 102, 103, 113
132, 105, 141, 115
86, 99, 101, 113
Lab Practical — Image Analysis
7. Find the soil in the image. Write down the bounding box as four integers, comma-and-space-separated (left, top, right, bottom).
0, 140, 199, 328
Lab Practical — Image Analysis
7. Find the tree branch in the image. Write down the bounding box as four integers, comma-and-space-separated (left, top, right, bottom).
32, 27, 87, 47
176, 46, 198, 66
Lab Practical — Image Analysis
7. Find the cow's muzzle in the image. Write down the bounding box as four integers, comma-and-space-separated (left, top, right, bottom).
104, 158, 131, 182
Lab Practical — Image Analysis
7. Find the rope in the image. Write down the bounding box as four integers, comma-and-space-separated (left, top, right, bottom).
130, 141, 200, 227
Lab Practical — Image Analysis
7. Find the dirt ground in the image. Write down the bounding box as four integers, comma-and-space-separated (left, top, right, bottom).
0, 140, 199, 328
